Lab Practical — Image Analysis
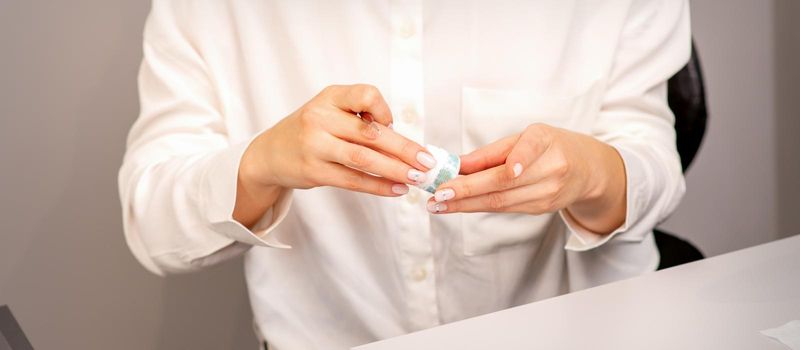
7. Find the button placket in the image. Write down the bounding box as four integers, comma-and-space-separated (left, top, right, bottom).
402, 104, 419, 125
405, 187, 422, 205
390, 0, 440, 331
411, 266, 427, 281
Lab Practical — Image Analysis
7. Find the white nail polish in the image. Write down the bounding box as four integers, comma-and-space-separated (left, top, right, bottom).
427, 201, 448, 213
408, 169, 426, 183
434, 188, 454, 202
513, 163, 523, 178
416, 152, 437, 169
391, 184, 409, 195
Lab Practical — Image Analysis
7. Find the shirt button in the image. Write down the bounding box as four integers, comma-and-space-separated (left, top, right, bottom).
402, 105, 418, 124
411, 266, 427, 281
405, 189, 421, 204
397, 19, 416, 39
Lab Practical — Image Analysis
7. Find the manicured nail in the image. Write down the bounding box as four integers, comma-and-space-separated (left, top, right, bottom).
513, 163, 523, 178
434, 188, 455, 202
427, 201, 448, 213
408, 169, 426, 183
391, 184, 409, 195
416, 152, 437, 169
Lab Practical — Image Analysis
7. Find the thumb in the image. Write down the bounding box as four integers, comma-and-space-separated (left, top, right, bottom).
505, 126, 550, 179
459, 134, 518, 175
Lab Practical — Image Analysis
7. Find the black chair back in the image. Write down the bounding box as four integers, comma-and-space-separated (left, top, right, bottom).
668, 41, 708, 171
656, 41, 708, 269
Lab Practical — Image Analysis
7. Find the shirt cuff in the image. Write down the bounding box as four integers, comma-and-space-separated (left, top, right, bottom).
201, 137, 293, 249
562, 146, 644, 251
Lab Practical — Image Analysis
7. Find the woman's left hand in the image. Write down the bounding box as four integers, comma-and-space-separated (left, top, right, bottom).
427, 123, 628, 235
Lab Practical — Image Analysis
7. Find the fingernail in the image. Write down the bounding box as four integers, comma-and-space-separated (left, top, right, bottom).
387, 122, 394, 130
391, 184, 409, 195
434, 188, 455, 202
427, 201, 448, 213
408, 169, 426, 183
417, 152, 437, 169
513, 163, 523, 178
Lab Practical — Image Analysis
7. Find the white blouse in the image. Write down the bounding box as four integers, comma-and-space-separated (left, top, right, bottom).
119, 0, 690, 348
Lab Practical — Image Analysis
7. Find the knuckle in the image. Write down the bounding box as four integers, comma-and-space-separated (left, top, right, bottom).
487, 192, 506, 210
347, 148, 372, 168
525, 123, 552, 141
400, 139, 417, 156
357, 84, 380, 106
554, 158, 571, 178
297, 106, 319, 127
300, 153, 321, 175
359, 122, 380, 140
321, 85, 338, 96
527, 123, 550, 134
458, 181, 473, 198
499, 169, 516, 188
525, 123, 545, 135
342, 172, 363, 191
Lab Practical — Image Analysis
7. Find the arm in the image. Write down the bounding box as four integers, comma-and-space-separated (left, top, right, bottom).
120, 1, 435, 275
426, 0, 690, 250
119, 0, 289, 275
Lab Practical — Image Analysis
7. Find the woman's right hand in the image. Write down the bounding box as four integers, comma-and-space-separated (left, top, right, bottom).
234, 84, 436, 227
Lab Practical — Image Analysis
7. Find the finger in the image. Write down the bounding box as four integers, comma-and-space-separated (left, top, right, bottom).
427, 182, 560, 214
325, 110, 436, 171
324, 84, 393, 126
319, 163, 410, 197
322, 136, 428, 186
432, 164, 514, 202
505, 124, 552, 179
434, 154, 553, 202
459, 134, 519, 175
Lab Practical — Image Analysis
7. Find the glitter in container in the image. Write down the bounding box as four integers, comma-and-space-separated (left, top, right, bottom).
416, 144, 461, 193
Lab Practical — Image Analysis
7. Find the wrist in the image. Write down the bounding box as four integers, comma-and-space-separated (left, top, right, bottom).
584, 142, 625, 203
568, 140, 627, 234
240, 129, 281, 191
235, 132, 285, 228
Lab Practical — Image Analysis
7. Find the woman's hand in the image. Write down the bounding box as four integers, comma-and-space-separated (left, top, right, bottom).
427, 123, 627, 235
234, 84, 436, 227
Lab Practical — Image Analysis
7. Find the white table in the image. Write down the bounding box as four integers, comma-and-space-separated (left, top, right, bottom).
355, 235, 800, 350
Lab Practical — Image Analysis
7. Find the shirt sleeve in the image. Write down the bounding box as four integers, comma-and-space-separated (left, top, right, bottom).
562, 0, 691, 251
118, 0, 292, 276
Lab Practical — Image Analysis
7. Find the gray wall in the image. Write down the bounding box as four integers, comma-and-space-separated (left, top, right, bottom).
774, 0, 800, 241
660, 0, 800, 255
0, 1, 258, 349
0, 1, 797, 349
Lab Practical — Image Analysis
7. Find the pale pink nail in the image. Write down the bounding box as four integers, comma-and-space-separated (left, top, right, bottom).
416, 152, 437, 169
427, 201, 448, 213
434, 188, 454, 202
408, 169, 426, 183
391, 184, 409, 195
513, 163, 523, 178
